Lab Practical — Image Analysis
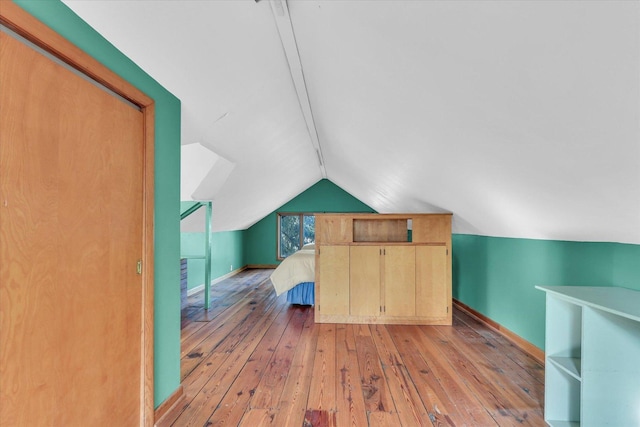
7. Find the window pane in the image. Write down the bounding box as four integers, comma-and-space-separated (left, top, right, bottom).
280, 215, 300, 258
303, 215, 315, 244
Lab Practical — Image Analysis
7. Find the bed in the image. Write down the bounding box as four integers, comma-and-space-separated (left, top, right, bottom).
270, 243, 315, 305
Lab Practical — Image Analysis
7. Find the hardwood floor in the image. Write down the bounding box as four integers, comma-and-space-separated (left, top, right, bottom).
159, 269, 545, 427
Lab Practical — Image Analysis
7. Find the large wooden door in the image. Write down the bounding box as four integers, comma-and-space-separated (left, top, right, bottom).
1, 18, 151, 426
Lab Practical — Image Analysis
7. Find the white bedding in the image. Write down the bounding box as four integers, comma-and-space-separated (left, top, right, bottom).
270, 245, 315, 296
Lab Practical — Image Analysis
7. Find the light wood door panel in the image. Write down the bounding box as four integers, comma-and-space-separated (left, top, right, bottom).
411, 216, 451, 244
384, 246, 416, 316
317, 245, 350, 316
0, 31, 144, 426
349, 246, 380, 317
416, 246, 448, 318
315, 215, 352, 244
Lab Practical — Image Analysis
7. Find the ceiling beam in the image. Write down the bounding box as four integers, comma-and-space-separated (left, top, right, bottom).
269, 0, 327, 178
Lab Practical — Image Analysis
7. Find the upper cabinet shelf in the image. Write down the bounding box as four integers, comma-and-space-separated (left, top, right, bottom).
316, 213, 452, 245
352, 218, 408, 242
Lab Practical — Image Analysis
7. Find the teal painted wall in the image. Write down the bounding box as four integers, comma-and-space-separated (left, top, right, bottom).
181, 231, 244, 289
453, 235, 640, 350
244, 179, 374, 265
613, 243, 640, 287
14, 0, 182, 407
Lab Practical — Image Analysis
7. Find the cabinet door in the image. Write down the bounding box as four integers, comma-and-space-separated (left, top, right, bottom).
349, 246, 381, 317
384, 246, 416, 317
416, 245, 448, 318
317, 245, 350, 316
316, 215, 352, 244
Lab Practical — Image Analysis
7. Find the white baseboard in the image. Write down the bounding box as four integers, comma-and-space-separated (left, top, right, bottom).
186, 266, 247, 296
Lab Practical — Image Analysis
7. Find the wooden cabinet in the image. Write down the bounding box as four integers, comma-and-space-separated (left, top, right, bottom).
315, 213, 451, 325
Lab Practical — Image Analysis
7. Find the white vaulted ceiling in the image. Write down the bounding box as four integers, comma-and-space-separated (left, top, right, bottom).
63, 0, 640, 244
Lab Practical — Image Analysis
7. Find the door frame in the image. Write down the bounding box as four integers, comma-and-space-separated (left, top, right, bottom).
0, 3, 155, 425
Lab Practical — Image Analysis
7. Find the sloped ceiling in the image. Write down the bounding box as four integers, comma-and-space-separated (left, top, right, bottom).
63, 0, 639, 244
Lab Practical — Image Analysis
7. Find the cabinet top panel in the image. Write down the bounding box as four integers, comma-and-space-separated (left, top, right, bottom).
536, 286, 640, 322
314, 213, 452, 218
315, 213, 451, 245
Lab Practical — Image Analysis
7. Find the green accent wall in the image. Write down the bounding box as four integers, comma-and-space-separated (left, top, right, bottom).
181, 231, 244, 289
14, 0, 182, 407
244, 179, 374, 265
453, 234, 640, 350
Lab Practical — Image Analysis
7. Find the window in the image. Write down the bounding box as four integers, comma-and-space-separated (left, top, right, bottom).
277, 213, 315, 259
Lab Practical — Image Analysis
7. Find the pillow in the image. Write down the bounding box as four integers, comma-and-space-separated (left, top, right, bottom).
302, 243, 315, 250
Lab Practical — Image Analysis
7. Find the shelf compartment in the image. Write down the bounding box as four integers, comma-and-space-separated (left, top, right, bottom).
353, 218, 408, 242
545, 296, 582, 359
544, 293, 582, 426
548, 356, 581, 381
545, 361, 581, 426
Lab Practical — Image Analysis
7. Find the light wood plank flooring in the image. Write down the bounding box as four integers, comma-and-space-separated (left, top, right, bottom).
160, 269, 544, 426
